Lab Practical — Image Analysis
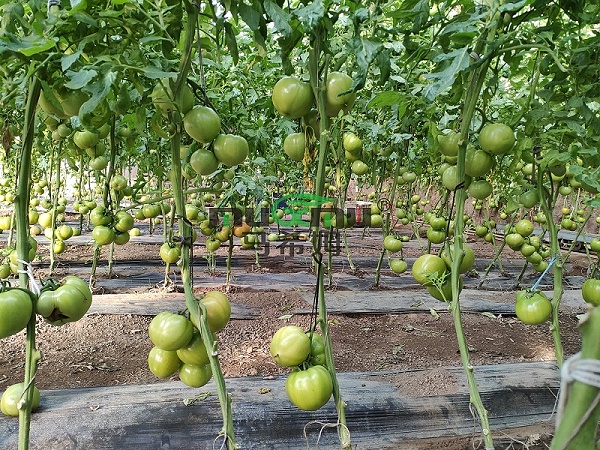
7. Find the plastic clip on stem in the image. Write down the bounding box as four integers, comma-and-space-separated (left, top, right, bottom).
17, 259, 41, 297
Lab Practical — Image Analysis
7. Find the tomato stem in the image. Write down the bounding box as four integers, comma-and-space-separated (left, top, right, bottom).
15, 74, 42, 450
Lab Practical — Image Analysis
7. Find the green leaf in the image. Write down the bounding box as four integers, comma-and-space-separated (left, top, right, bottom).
69, 0, 88, 14
4, 34, 56, 56
142, 66, 178, 79
238, 2, 261, 31
78, 69, 117, 118
263, 0, 292, 36
224, 22, 239, 65
61, 50, 82, 72
293, 0, 325, 33
65, 68, 98, 90
367, 91, 406, 108
423, 47, 471, 101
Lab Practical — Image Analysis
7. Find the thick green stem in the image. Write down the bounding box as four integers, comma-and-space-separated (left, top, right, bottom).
550, 306, 599, 450
447, 11, 501, 449
16, 75, 42, 450
308, 39, 351, 449
537, 170, 564, 367
168, 3, 236, 448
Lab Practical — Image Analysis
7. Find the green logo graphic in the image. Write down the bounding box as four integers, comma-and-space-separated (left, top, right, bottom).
271, 193, 335, 227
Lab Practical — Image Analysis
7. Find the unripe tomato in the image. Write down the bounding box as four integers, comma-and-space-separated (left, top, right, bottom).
468, 180, 493, 200
147, 346, 181, 378
1, 383, 41, 417
325, 72, 356, 117
272, 77, 314, 119
179, 363, 212, 388
183, 106, 221, 143
441, 243, 475, 274
177, 329, 210, 366
285, 365, 332, 411
515, 219, 534, 237
160, 242, 181, 264
343, 132, 363, 154
148, 312, 194, 351
199, 291, 231, 333
92, 225, 115, 246
581, 279, 599, 306
411, 254, 447, 285
283, 132, 306, 162
73, 130, 99, 149
190, 148, 219, 176
438, 131, 460, 157
519, 190, 539, 208
0, 289, 33, 339
351, 160, 369, 176
426, 275, 463, 302
383, 235, 403, 253
515, 290, 552, 325
213, 134, 248, 167
465, 146, 495, 178
479, 123, 515, 155
505, 233, 525, 250
270, 325, 311, 367
389, 258, 408, 274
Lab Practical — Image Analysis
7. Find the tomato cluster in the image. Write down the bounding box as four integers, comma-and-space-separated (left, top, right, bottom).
503, 219, 552, 273
147, 291, 231, 388
0, 276, 93, 416
269, 325, 332, 411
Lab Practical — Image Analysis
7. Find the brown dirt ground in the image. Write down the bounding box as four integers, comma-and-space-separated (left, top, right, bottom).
0, 226, 595, 449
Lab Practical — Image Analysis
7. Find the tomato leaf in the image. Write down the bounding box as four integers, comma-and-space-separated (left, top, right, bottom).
78, 69, 117, 118
367, 91, 405, 108
65, 69, 98, 90
263, 0, 292, 36
293, 0, 325, 33
61, 50, 82, 72
423, 47, 471, 101
142, 66, 178, 80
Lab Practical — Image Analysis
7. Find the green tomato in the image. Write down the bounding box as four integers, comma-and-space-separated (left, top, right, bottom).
426, 275, 463, 302
179, 363, 212, 388
479, 123, 515, 155
148, 312, 194, 351
515, 219, 534, 237
285, 365, 333, 411
113, 210, 134, 232
147, 346, 181, 378
92, 225, 115, 246
465, 147, 494, 177
270, 325, 311, 367
190, 148, 219, 176
160, 242, 181, 264
389, 258, 408, 274
307, 331, 326, 366
437, 130, 459, 157
36, 276, 92, 326
193, 291, 231, 333
351, 160, 370, 176
1, 383, 41, 417
283, 132, 306, 162
504, 233, 525, 250
383, 235, 403, 253
176, 329, 210, 366
515, 290, 552, 325
411, 254, 447, 285
0, 289, 33, 339
272, 76, 314, 119
441, 243, 475, 274
213, 134, 249, 167
426, 227, 446, 244
183, 106, 221, 144
343, 132, 363, 154
581, 279, 599, 306
325, 72, 356, 117
89, 206, 113, 227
